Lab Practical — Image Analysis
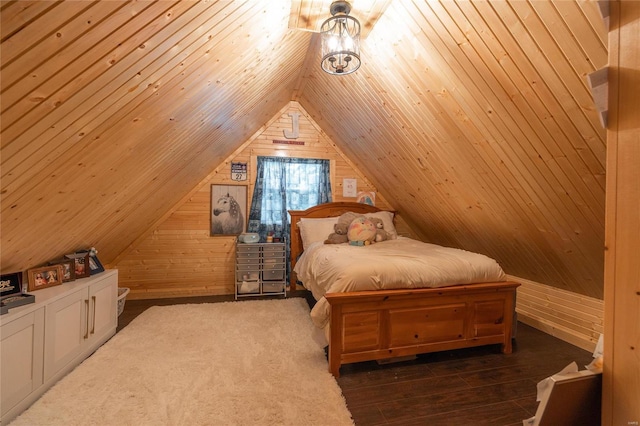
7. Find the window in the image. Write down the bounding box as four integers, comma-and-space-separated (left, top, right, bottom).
247, 156, 332, 268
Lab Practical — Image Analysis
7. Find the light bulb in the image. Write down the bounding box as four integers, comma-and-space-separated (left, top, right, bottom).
328, 35, 338, 50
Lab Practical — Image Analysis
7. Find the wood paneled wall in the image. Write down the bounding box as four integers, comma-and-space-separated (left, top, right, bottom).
602, 1, 640, 423
299, 0, 608, 300
3, 1, 637, 418
1, 1, 304, 275
2, 1, 611, 303
513, 275, 603, 352
115, 102, 411, 299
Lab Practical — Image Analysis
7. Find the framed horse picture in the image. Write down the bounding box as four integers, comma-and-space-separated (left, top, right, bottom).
210, 184, 247, 236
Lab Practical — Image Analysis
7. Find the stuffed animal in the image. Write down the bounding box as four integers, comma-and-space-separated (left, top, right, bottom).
368, 217, 392, 242
337, 211, 364, 230
347, 217, 377, 246
325, 212, 364, 244
324, 221, 349, 244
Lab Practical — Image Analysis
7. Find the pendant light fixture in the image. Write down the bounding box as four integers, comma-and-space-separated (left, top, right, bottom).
320, 1, 361, 75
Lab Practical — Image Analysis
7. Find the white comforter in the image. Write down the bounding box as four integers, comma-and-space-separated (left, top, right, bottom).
294, 237, 506, 332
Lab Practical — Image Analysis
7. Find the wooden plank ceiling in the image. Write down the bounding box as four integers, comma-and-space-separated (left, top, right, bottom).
1, 1, 607, 299
288, 0, 392, 37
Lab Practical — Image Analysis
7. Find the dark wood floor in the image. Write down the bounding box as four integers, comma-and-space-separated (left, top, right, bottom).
117, 293, 593, 426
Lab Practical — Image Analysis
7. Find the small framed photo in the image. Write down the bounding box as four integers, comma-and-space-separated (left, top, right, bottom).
64, 252, 91, 279
27, 265, 64, 291
1, 272, 23, 297
210, 184, 247, 236
49, 258, 76, 282
85, 253, 105, 275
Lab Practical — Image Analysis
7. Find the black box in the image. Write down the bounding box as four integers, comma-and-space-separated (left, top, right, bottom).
1, 272, 35, 315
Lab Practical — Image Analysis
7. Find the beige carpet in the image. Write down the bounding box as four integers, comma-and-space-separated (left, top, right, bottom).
12, 298, 354, 426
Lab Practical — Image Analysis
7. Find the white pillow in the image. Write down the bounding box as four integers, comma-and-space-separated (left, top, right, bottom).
365, 211, 398, 239
298, 217, 338, 250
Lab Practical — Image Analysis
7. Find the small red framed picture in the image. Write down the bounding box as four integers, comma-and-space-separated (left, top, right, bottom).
64, 252, 91, 279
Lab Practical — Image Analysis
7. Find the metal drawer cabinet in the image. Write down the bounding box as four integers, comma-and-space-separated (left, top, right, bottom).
234, 241, 286, 299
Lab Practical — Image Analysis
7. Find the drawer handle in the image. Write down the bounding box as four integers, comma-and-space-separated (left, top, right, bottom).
91, 296, 96, 335
84, 299, 90, 339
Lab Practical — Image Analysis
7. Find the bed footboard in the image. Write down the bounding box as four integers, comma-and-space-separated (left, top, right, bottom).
325, 281, 520, 377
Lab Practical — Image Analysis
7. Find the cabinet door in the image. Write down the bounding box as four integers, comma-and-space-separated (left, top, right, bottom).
88, 275, 117, 348
1, 308, 44, 417
44, 289, 87, 381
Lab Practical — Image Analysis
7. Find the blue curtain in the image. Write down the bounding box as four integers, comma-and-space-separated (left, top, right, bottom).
248, 157, 332, 275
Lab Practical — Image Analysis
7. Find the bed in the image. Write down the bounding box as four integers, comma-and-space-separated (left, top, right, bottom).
289, 202, 519, 377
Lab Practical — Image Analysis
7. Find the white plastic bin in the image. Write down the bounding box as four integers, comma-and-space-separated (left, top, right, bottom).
117, 287, 130, 317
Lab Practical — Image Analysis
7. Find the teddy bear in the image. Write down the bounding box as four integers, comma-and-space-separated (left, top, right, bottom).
338, 211, 364, 230
367, 216, 392, 242
324, 211, 364, 244
347, 216, 377, 246
324, 221, 349, 244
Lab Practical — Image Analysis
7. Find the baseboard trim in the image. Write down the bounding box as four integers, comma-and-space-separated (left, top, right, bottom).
509, 275, 603, 353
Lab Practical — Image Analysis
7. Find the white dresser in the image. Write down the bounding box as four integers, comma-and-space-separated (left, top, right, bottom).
0, 270, 118, 424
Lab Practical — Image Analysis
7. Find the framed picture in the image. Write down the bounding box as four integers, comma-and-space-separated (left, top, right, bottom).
27, 265, 64, 291
210, 184, 247, 236
73, 248, 105, 275
89, 254, 105, 274
356, 191, 376, 206
231, 162, 248, 181
49, 258, 76, 282
64, 252, 91, 279
1, 272, 23, 297
83, 253, 105, 275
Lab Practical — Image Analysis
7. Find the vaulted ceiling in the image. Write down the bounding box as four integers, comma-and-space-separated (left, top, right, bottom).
1, 1, 608, 298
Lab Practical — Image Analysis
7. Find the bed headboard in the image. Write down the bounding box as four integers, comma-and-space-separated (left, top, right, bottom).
288, 202, 391, 290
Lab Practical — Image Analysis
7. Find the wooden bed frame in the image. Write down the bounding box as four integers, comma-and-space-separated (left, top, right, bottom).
289, 202, 520, 377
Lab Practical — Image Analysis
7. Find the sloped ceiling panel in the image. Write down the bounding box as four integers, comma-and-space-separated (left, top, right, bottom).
1, 0, 609, 301
298, 0, 607, 298
1, 1, 309, 272
288, 0, 392, 36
